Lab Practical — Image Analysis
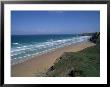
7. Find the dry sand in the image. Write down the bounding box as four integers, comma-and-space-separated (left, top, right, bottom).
11, 41, 95, 77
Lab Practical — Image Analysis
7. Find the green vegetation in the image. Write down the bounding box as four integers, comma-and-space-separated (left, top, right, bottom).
46, 33, 100, 77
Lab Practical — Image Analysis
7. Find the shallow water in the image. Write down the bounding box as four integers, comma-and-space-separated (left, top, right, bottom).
11, 34, 91, 65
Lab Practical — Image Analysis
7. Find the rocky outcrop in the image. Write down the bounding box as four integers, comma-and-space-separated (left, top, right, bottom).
89, 32, 100, 43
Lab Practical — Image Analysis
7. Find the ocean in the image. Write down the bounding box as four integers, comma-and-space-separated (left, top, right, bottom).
11, 34, 91, 65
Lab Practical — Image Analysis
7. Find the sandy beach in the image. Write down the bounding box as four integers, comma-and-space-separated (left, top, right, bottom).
11, 41, 95, 77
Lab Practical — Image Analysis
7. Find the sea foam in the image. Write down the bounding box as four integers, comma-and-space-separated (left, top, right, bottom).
11, 36, 91, 65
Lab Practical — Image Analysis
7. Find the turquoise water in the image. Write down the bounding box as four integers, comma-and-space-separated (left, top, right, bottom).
11, 34, 91, 65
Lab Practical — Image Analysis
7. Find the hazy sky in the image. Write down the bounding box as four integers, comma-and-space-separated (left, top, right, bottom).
11, 11, 100, 35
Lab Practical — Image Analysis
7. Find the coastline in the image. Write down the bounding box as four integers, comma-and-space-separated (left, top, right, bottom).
11, 41, 95, 77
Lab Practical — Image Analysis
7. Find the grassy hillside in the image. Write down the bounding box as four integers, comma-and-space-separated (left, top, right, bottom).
46, 34, 100, 77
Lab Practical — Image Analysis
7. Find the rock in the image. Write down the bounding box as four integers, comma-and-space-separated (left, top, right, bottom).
48, 66, 55, 72
68, 70, 75, 77
89, 32, 100, 43
67, 68, 75, 77
67, 68, 83, 77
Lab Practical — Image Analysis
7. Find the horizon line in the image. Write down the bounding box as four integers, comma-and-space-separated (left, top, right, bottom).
11, 32, 99, 35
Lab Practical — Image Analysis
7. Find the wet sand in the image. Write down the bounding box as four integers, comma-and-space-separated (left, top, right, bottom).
11, 41, 95, 77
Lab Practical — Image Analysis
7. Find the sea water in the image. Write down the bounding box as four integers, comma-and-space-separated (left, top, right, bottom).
11, 34, 91, 65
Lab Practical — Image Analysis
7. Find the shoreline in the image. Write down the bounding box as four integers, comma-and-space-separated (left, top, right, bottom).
11, 36, 91, 66
11, 39, 90, 66
11, 41, 95, 77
